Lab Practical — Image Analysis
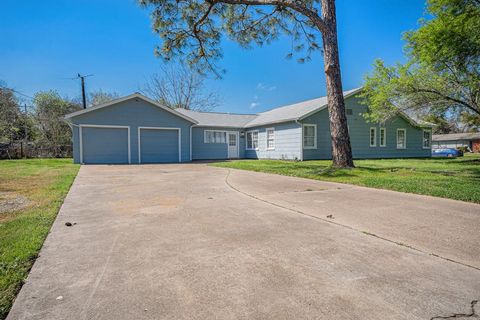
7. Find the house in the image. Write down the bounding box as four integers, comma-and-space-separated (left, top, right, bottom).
432, 132, 480, 152
64, 88, 432, 164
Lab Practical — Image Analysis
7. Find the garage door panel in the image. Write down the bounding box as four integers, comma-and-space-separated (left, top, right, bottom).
140, 129, 179, 163
82, 127, 129, 164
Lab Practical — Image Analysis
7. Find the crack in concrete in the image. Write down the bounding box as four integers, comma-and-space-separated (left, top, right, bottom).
430, 300, 478, 319
223, 168, 480, 272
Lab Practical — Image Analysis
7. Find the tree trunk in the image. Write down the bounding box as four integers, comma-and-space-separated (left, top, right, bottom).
321, 0, 354, 168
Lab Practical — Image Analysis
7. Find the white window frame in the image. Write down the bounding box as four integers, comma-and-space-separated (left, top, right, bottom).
397, 128, 407, 149
369, 127, 377, 147
379, 127, 386, 147
266, 127, 275, 150
422, 129, 432, 149
204, 130, 227, 144
246, 130, 259, 150
303, 124, 317, 149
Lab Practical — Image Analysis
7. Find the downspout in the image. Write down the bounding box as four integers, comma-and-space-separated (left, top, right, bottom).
295, 119, 304, 161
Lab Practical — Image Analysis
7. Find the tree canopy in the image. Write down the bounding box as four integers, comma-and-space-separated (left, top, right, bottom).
361, 0, 480, 128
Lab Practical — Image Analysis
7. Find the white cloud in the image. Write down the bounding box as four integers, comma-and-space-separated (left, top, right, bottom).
256, 82, 276, 91
250, 102, 260, 109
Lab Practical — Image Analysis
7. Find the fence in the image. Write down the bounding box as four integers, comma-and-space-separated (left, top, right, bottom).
0, 142, 73, 159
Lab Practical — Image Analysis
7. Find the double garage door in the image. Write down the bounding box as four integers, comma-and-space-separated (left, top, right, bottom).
80, 126, 180, 164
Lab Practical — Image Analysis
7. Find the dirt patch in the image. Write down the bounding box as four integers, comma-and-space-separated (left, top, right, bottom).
0, 192, 30, 214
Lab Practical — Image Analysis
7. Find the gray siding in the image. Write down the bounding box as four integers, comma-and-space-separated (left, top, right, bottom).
192, 127, 245, 160
70, 99, 193, 163
302, 97, 431, 160
245, 122, 302, 160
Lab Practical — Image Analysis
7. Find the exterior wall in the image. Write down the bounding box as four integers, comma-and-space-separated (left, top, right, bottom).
244, 122, 302, 160
192, 126, 245, 160
302, 96, 432, 160
432, 140, 471, 150
70, 99, 193, 163
473, 139, 480, 153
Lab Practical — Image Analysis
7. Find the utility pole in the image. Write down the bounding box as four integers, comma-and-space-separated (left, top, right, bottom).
77, 74, 93, 109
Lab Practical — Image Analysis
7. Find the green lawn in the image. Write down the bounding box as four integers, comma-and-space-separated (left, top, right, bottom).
212, 154, 480, 203
0, 159, 79, 319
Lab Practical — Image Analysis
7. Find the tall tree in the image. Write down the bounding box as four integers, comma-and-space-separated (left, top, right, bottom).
141, 63, 219, 111
0, 87, 24, 144
139, 0, 354, 167
361, 0, 480, 128
34, 91, 81, 157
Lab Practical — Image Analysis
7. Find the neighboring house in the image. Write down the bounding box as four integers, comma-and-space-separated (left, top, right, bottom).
64, 88, 432, 164
432, 132, 480, 152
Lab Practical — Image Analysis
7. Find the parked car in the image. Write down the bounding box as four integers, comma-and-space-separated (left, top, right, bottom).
432, 148, 462, 158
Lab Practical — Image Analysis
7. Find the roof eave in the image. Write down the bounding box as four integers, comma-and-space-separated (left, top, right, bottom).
64, 93, 199, 124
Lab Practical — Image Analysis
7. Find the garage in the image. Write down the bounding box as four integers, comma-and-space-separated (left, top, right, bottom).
80, 125, 130, 164
138, 127, 180, 163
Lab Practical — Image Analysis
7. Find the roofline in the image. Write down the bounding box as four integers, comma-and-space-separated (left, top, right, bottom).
297, 87, 364, 121
63, 93, 198, 124
244, 117, 299, 128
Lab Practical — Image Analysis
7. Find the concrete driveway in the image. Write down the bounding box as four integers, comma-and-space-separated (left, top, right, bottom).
8, 164, 480, 320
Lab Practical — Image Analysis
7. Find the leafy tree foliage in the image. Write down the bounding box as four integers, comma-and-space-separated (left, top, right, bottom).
361, 0, 480, 128
139, 0, 354, 167
0, 88, 23, 144
33, 91, 81, 157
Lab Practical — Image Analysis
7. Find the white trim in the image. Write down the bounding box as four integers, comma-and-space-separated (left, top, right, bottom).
422, 129, 432, 149
245, 130, 259, 150
64, 93, 198, 124
379, 127, 386, 147
79, 124, 131, 164
190, 125, 193, 161
266, 127, 275, 150
302, 124, 317, 149
369, 127, 377, 147
396, 128, 407, 149
227, 131, 240, 158
137, 126, 181, 163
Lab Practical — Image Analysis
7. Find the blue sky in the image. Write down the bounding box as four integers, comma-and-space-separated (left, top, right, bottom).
0, 0, 426, 113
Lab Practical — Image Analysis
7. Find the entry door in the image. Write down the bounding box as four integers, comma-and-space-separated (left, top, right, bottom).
227, 132, 239, 158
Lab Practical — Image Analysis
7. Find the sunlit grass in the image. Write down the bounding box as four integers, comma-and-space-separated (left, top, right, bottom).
212, 154, 480, 203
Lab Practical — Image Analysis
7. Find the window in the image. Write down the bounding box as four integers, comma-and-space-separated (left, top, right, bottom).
369, 127, 377, 147
204, 130, 226, 144
303, 124, 317, 149
397, 129, 406, 149
423, 130, 431, 149
246, 131, 258, 150
346, 108, 353, 116
266, 128, 275, 150
380, 128, 386, 147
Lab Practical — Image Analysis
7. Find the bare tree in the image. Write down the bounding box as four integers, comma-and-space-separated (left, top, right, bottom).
141, 63, 220, 111
89, 89, 119, 106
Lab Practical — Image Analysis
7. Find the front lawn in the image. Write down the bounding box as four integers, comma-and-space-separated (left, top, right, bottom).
0, 159, 79, 319
212, 154, 480, 203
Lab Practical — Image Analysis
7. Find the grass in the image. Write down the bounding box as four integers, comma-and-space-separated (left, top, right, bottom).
212, 153, 480, 203
0, 159, 79, 319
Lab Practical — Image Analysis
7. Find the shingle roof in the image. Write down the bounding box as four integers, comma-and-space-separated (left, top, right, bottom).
433, 132, 480, 141
176, 108, 257, 128
244, 88, 361, 128
179, 88, 363, 128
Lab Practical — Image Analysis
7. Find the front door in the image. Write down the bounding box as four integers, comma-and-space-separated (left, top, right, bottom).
227, 132, 239, 158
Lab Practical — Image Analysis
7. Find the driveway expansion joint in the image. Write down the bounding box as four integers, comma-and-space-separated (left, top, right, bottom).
223, 168, 480, 272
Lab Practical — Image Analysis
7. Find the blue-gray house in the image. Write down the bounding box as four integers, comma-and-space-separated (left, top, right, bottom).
64, 88, 432, 164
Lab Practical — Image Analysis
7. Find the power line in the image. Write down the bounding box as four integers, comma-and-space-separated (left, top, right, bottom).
0, 86, 35, 100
